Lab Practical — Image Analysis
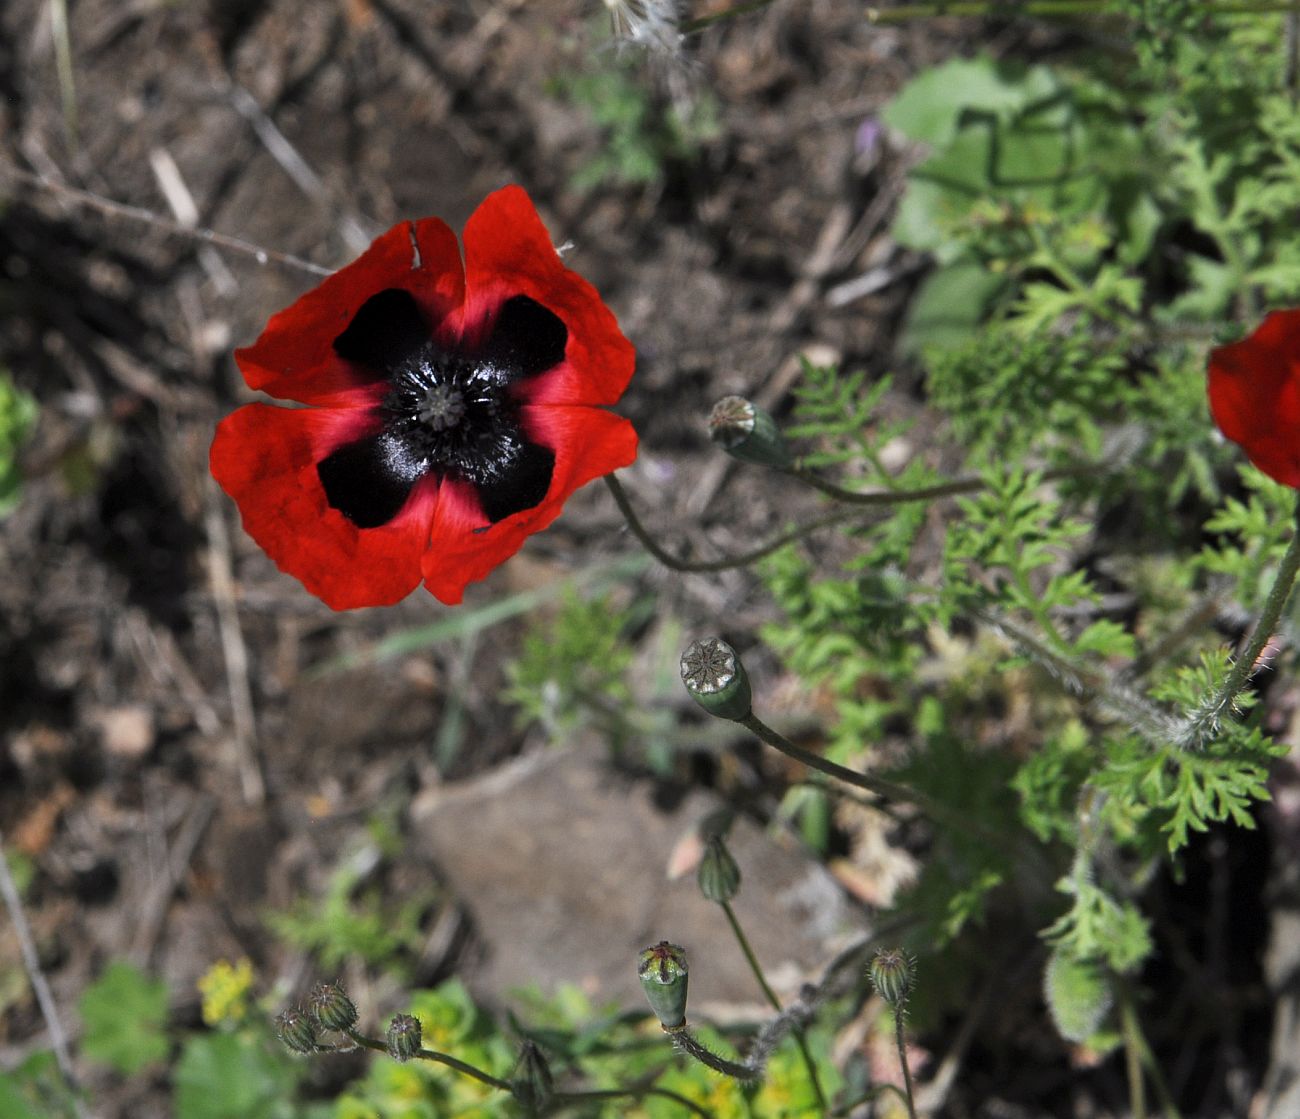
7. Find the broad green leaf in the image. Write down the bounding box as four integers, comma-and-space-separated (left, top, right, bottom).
79, 962, 169, 1075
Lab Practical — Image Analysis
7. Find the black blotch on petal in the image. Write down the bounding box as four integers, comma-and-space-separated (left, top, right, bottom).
318, 434, 423, 529
476, 443, 555, 523
333, 289, 429, 374
481, 295, 567, 379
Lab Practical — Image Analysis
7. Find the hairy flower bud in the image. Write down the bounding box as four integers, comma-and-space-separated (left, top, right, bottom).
869, 948, 915, 1009
637, 941, 689, 1030
697, 834, 741, 904
680, 637, 752, 721
510, 1040, 554, 1110
708, 396, 793, 469
308, 982, 358, 1032
274, 1007, 319, 1054
1044, 947, 1113, 1044
386, 1013, 423, 1062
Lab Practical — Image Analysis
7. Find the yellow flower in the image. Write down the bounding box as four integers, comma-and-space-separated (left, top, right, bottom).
197, 958, 255, 1027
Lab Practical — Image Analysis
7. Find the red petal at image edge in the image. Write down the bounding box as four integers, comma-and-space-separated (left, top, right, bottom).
1208, 308, 1300, 489
210, 403, 438, 609
419, 406, 638, 604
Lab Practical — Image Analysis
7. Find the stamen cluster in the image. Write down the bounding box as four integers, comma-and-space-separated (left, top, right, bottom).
383, 348, 524, 487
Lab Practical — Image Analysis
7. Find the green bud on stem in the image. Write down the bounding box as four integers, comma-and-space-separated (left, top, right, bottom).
708, 396, 793, 469
697, 834, 741, 904
274, 1007, 319, 1054
869, 948, 915, 1010
638, 941, 690, 1030
386, 1013, 423, 1062
510, 1040, 554, 1110
680, 637, 752, 721
308, 982, 358, 1032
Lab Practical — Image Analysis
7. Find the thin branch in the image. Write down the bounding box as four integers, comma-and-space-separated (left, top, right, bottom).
205, 490, 266, 806
0, 161, 332, 276
0, 831, 90, 1119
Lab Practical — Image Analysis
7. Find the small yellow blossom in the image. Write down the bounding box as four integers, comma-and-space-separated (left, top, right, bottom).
197, 958, 255, 1027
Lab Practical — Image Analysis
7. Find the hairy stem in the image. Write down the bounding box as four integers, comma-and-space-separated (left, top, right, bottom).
667, 1024, 760, 1081
893, 1008, 920, 1119
720, 901, 827, 1110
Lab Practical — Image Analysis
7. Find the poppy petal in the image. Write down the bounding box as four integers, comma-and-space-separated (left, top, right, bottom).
235, 218, 465, 406
211, 403, 438, 609
522, 404, 640, 499
1208, 308, 1300, 488
479, 295, 568, 380
317, 430, 430, 529
462, 186, 635, 407
476, 441, 556, 523
419, 406, 638, 604
332, 288, 432, 375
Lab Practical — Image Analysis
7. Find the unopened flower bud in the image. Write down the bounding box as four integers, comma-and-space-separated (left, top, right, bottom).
680, 637, 752, 721
697, 835, 741, 904
308, 982, 358, 1032
1044, 947, 1113, 1044
386, 1013, 422, 1062
708, 396, 793, 469
637, 941, 689, 1030
869, 948, 915, 1009
510, 1040, 554, 1110
274, 1007, 318, 1054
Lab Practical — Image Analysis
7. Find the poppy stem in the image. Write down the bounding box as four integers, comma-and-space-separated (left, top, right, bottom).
603, 472, 867, 572
719, 900, 828, 1111
664, 1023, 760, 1081
604, 465, 1023, 574
782, 466, 988, 506
551, 1087, 716, 1119
1180, 491, 1300, 747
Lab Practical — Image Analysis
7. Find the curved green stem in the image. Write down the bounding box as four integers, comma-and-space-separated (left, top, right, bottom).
342, 1028, 512, 1092
736, 712, 935, 810
782, 466, 986, 507
783, 460, 1103, 510
893, 1008, 920, 1119
554, 1086, 716, 1118
736, 711, 1050, 888
604, 472, 865, 573
1117, 985, 1182, 1119
720, 901, 827, 1111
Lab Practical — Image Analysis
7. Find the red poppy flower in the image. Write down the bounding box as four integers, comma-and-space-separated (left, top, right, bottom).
1207, 308, 1300, 489
211, 186, 638, 609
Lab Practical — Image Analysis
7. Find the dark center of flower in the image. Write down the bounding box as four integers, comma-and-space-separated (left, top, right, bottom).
317, 289, 568, 530
382, 347, 522, 487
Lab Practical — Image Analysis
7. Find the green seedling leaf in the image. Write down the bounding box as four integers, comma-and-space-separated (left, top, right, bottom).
882, 56, 1057, 147
79, 961, 169, 1075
